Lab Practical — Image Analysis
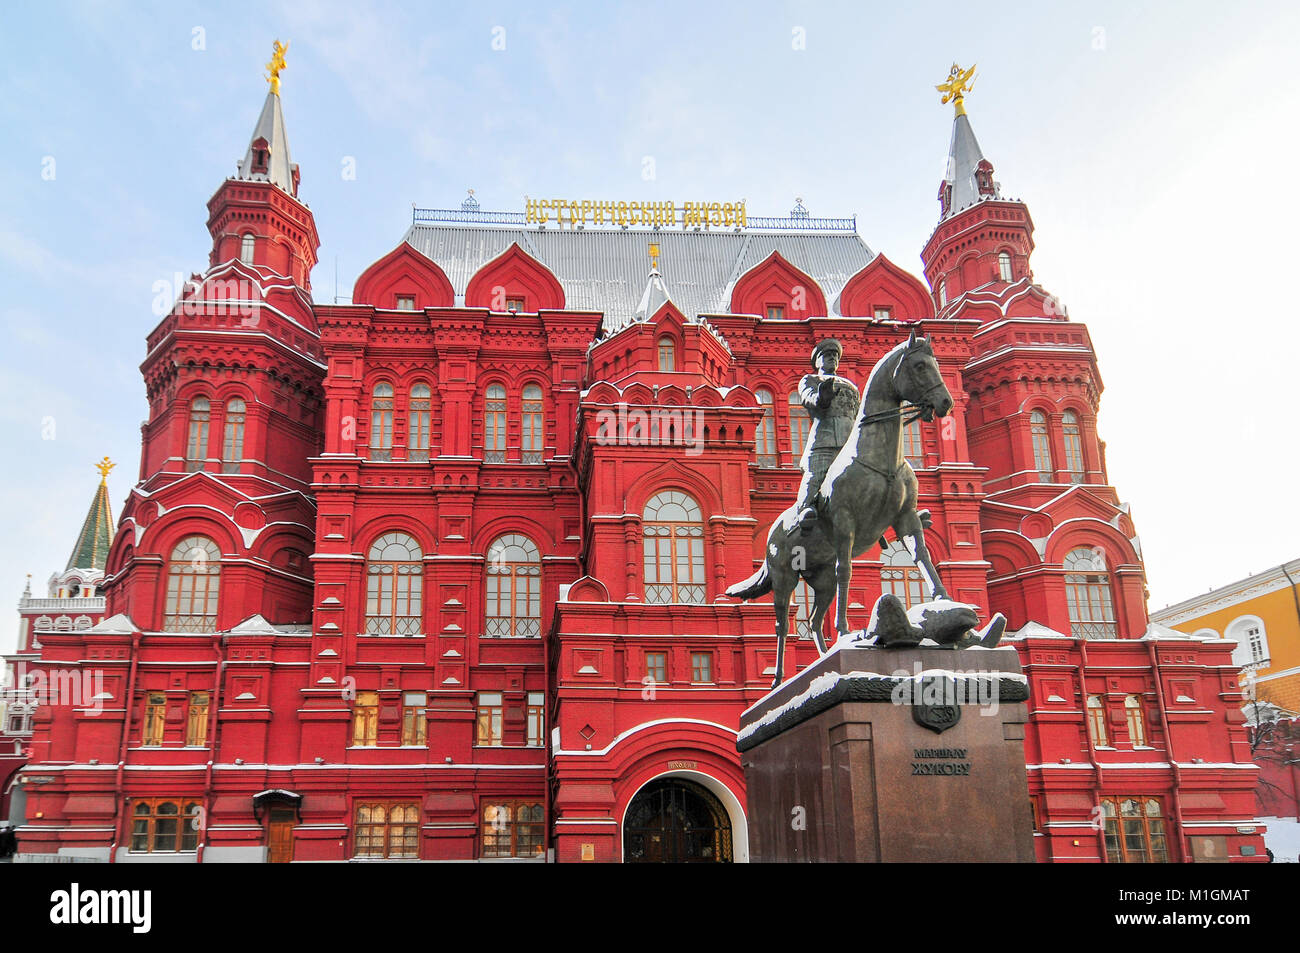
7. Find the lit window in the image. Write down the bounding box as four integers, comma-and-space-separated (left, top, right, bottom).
999, 252, 1013, 282
186, 692, 209, 747
766, 305, 785, 320
1062, 411, 1084, 483
1086, 694, 1108, 747
186, 398, 210, 471
874, 307, 892, 320
657, 337, 675, 372
645, 651, 668, 684
401, 692, 427, 746
476, 692, 503, 746
1125, 695, 1147, 747
788, 391, 811, 459
395, 295, 416, 311
369, 382, 393, 461
1030, 411, 1053, 482
408, 383, 431, 462
880, 539, 925, 609
643, 491, 705, 604
354, 801, 419, 859
222, 399, 245, 473
1063, 547, 1117, 639
754, 389, 777, 467
485, 535, 541, 638
352, 692, 378, 746
1100, 797, 1168, 864
143, 693, 167, 746
482, 802, 544, 858
691, 652, 713, 683
164, 536, 221, 633
484, 384, 506, 463
240, 234, 255, 266
521, 385, 544, 464
365, 533, 423, 635
526, 692, 545, 747
130, 799, 201, 853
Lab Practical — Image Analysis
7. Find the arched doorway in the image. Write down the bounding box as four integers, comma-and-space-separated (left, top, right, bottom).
623, 778, 733, 863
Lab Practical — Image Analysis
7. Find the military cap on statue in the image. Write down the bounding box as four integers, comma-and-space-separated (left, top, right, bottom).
810, 338, 843, 367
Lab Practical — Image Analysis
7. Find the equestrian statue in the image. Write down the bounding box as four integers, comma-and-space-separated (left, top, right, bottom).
727, 329, 1004, 686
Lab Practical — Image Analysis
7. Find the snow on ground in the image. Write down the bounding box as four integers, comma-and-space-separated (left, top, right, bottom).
1260, 816, 1300, 862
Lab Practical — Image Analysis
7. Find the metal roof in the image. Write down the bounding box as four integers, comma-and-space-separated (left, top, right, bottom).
942, 112, 1001, 221
236, 90, 298, 196
401, 223, 875, 325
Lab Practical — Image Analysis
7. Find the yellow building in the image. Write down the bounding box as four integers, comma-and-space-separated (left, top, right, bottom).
1151, 558, 1300, 714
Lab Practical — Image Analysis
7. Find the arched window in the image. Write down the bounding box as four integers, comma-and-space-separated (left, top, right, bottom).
369, 383, 393, 461
880, 539, 925, 609
1030, 411, 1052, 482
365, 533, 423, 635
1125, 695, 1147, 747
1063, 547, 1117, 639
1226, 617, 1270, 669
485, 534, 542, 638
222, 398, 246, 473
1086, 695, 1108, 747
788, 391, 811, 459
165, 536, 221, 633
643, 490, 705, 604
938, 278, 948, 308
902, 413, 924, 469
408, 383, 431, 462
484, 384, 507, 463
998, 251, 1013, 282
1062, 411, 1085, 483
186, 398, 210, 471
754, 389, 777, 467
1100, 797, 1168, 864
521, 385, 544, 464
658, 337, 676, 372
240, 233, 256, 265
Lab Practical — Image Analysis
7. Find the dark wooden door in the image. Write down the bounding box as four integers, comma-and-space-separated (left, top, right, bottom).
268, 807, 295, 863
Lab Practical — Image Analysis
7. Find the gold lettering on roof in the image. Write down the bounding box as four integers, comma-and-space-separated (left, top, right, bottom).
523, 199, 747, 229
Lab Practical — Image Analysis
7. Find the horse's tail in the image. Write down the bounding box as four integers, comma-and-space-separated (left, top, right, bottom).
726, 559, 773, 601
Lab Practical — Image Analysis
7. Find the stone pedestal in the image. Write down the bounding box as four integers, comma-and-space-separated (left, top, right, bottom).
738, 646, 1035, 863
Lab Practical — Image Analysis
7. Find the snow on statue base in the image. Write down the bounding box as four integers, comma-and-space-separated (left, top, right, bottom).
736, 641, 1036, 863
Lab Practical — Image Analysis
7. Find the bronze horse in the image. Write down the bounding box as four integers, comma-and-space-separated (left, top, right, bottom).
727, 329, 955, 686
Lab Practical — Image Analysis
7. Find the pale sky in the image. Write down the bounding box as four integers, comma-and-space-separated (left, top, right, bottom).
1, 0, 1296, 655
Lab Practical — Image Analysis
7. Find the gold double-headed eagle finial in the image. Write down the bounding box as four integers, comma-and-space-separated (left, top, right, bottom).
648, 242, 660, 272
266, 39, 289, 96
96, 456, 116, 485
936, 63, 976, 116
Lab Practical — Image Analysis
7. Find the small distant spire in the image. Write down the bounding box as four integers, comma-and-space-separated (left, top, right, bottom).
66, 461, 116, 572
462, 189, 481, 212
266, 39, 289, 97
791, 197, 809, 220
936, 63, 976, 117
23, 574, 32, 598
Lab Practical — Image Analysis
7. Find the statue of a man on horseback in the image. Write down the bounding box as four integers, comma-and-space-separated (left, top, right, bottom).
728, 328, 1004, 687
794, 339, 861, 535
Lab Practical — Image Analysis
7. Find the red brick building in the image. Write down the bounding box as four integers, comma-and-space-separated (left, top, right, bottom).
8, 68, 1266, 863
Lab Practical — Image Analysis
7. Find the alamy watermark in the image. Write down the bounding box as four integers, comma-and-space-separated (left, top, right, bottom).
594, 403, 704, 456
